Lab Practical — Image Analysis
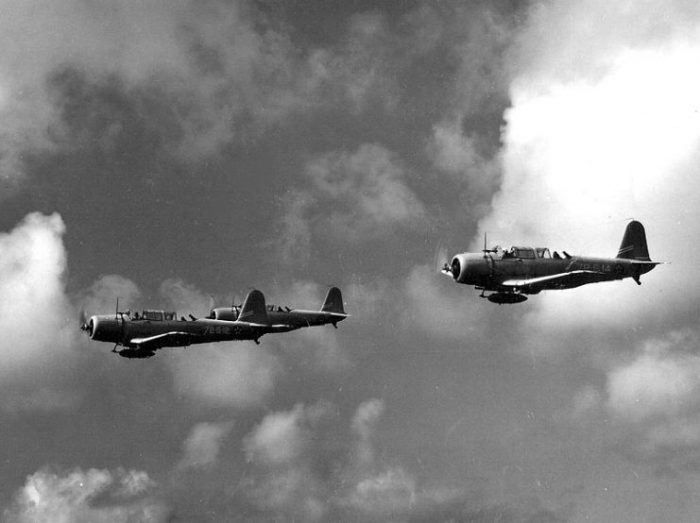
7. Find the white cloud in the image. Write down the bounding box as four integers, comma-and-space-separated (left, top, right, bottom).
242, 402, 334, 520
429, 118, 501, 195
474, 0, 700, 329
279, 144, 426, 258
577, 330, 700, 469
0, 1, 431, 184
0, 213, 69, 366
3, 467, 167, 523
352, 398, 385, 469
244, 404, 308, 466
167, 344, 281, 409
0, 1, 309, 182
345, 468, 417, 516
158, 278, 213, 318
238, 397, 513, 520
0, 212, 81, 412
79, 274, 141, 318
607, 352, 700, 423
402, 264, 492, 341
178, 421, 235, 470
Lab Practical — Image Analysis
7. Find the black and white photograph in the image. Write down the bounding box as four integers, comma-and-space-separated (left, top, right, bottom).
0, 1, 698, 521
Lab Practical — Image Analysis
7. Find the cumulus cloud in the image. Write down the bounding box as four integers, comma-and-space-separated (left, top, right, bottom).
607, 353, 700, 424
402, 264, 494, 341
0, 1, 301, 184
352, 398, 385, 468
279, 144, 426, 260
568, 330, 700, 471
167, 344, 281, 409
242, 401, 334, 520
344, 468, 417, 517
474, 0, 700, 329
3, 467, 168, 523
0, 212, 81, 411
239, 398, 555, 520
79, 274, 141, 317
0, 0, 453, 188
177, 421, 235, 470
158, 278, 213, 318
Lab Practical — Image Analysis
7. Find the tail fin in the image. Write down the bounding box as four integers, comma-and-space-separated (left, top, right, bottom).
237, 290, 268, 324
321, 287, 345, 314
617, 221, 651, 260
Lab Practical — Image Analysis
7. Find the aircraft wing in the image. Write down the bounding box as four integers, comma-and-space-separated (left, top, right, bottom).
501, 270, 607, 291
238, 321, 299, 333
130, 331, 201, 350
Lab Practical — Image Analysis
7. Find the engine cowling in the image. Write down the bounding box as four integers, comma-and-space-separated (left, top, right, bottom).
89, 316, 123, 342
449, 253, 490, 284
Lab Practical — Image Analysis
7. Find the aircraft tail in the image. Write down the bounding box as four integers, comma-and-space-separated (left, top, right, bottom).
321, 287, 345, 314
617, 221, 651, 261
237, 290, 268, 324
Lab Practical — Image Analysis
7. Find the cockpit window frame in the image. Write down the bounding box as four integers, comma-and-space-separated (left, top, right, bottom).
535, 247, 551, 259
141, 310, 177, 321
513, 247, 536, 259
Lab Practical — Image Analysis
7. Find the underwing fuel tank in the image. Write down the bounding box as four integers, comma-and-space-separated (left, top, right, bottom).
449, 253, 490, 284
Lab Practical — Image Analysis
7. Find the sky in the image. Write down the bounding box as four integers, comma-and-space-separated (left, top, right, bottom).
2, 0, 700, 521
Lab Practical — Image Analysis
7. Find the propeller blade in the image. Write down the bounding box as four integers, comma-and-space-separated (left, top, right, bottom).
434, 242, 449, 273
78, 308, 91, 334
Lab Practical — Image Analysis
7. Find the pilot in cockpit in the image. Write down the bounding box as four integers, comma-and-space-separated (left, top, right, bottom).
502, 247, 515, 259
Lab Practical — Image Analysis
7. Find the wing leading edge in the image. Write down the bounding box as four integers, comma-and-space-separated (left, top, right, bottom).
501, 270, 607, 291
130, 331, 201, 350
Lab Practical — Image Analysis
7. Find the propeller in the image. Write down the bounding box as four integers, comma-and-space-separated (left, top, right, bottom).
79, 308, 93, 336
434, 242, 449, 274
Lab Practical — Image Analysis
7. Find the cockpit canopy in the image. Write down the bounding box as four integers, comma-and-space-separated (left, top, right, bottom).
137, 310, 177, 321
501, 247, 552, 259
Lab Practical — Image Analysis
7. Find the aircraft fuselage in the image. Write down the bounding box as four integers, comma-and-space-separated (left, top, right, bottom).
450, 253, 655, 292
209, 308, 346, 328
87, 316, 261, 348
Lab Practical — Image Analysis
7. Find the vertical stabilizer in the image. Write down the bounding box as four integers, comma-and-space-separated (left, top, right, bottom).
321, 287, 345, 314
617, 221, 651, 260
238, 290, 268, 324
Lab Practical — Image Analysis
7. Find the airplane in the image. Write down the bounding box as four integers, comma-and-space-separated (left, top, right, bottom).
81, 289, 294, 358
207, 286, 349, 329
441, 220, 662, 304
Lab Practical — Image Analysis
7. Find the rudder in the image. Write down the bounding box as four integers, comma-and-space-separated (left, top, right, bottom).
238, 290, 268, 324
321, 287, 345, 314
617, 221, 650, 260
